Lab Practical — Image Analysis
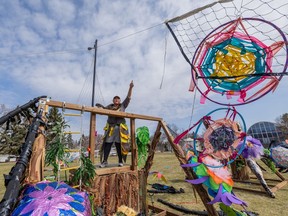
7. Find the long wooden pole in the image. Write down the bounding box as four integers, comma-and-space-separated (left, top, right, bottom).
160, 120, 218, 216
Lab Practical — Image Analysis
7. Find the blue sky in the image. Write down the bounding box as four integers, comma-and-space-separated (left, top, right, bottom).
0, 0, 287, 135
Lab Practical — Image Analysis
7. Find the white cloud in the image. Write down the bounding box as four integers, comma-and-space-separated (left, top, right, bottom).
16, 26, 42, 45
0, 0, 287, 135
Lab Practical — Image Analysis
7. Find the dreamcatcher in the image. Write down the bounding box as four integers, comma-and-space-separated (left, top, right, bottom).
191, 17, 286, 105
175, 107, 248, 207
165, 0, 288, 210
175, 107, 247, 167
166, 0, 288, 106
176, 110, 265, 207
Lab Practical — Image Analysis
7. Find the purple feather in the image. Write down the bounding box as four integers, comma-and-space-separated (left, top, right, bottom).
207, 184, 247, 206
186, 176, 209, 184
181, 163, 200, 168
208, 184, 224, 205
237, 136, 263, 159
222, 194, 233, 206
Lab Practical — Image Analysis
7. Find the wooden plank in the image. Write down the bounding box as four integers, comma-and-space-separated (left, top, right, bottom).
148, 205, 166, 216
250, 176, 282, 182
233, 186, 266, 194
138, 170, 145, 214
130, 118, 137, 170
89, 113, 96, 163
271, 180, 288, 193
141, 122, 162, 215
63, 131, 81, 134
160, 120, 218, 216
234, 179, 278, 187
46, 100, 162, 122
95, 166, 131, 176
60, 166, 80, 171
65, 149, 80, 152
148, 205, 180, 216
63, 113, 82, 116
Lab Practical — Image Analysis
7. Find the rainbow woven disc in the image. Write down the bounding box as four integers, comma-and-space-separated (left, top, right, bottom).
193, 107, 247, 168
192, 18, 287, 106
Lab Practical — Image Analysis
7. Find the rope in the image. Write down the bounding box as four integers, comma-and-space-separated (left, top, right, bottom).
159, 33, 168, 89
188, 79, 198, 134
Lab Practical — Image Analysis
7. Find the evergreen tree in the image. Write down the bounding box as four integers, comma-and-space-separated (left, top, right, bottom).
0, 105, 31, 155
46, 107, 67, 149
66, 133, 73, 148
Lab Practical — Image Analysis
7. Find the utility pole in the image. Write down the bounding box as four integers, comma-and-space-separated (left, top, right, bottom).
88, 39, 98, 163
88, 39, 98, 106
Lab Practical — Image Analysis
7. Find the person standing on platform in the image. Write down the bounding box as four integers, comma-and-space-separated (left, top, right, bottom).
96, 81, 134, 168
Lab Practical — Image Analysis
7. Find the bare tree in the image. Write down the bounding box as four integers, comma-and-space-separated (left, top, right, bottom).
275, 113, 288, 139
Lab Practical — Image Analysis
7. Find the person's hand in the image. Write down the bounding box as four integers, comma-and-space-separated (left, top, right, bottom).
130, 80, 134, 88
95, 103, 103, 108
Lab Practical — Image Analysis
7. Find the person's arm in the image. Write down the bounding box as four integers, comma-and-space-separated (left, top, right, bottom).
127, 80, 134, 98
122, 81, 134, 109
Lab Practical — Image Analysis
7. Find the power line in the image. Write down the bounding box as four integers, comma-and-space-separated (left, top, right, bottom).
0, 22, 164, 60
97, 23, 163, 48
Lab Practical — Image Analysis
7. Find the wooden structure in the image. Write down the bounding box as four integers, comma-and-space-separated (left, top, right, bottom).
46, 99, 218, 215
231, 156, 287, 197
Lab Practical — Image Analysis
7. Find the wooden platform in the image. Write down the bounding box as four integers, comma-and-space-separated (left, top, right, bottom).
95, 163, 131, 175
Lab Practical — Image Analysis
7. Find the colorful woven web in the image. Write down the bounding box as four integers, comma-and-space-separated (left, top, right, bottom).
191, 18, 286, 105
193, 107, 247, 168
203, 118, 242, 161
174, 107, 247, 168
166, 0, 288, 106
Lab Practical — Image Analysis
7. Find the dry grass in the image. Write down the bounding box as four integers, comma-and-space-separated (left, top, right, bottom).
1, 152, 288, 215
148, 153, 288, 216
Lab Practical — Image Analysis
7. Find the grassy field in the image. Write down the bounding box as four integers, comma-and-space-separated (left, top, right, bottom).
1, 152, 288, 215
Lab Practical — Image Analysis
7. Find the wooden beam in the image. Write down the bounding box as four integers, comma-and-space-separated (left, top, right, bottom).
46, 100, 162, 122
95, 166, 131, 176
144, 122, 162, 172
130, 118, 137, 170
89, 113, 96, 163
140, 122, 162, 215
233, 186, 267, 194
271, 180, 288, 193
160, 120, 218, 216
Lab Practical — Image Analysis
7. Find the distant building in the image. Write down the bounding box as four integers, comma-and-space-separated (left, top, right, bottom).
247, 121, 285, 148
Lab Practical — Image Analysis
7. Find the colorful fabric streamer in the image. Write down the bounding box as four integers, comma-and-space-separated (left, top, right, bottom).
183, 156, 247, 207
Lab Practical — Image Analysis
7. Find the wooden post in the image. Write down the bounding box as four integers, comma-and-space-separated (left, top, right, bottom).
130, 118, 137, 170
140, 122, 162, 215
160, 120, 218, 216
89, 113, 96, 163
